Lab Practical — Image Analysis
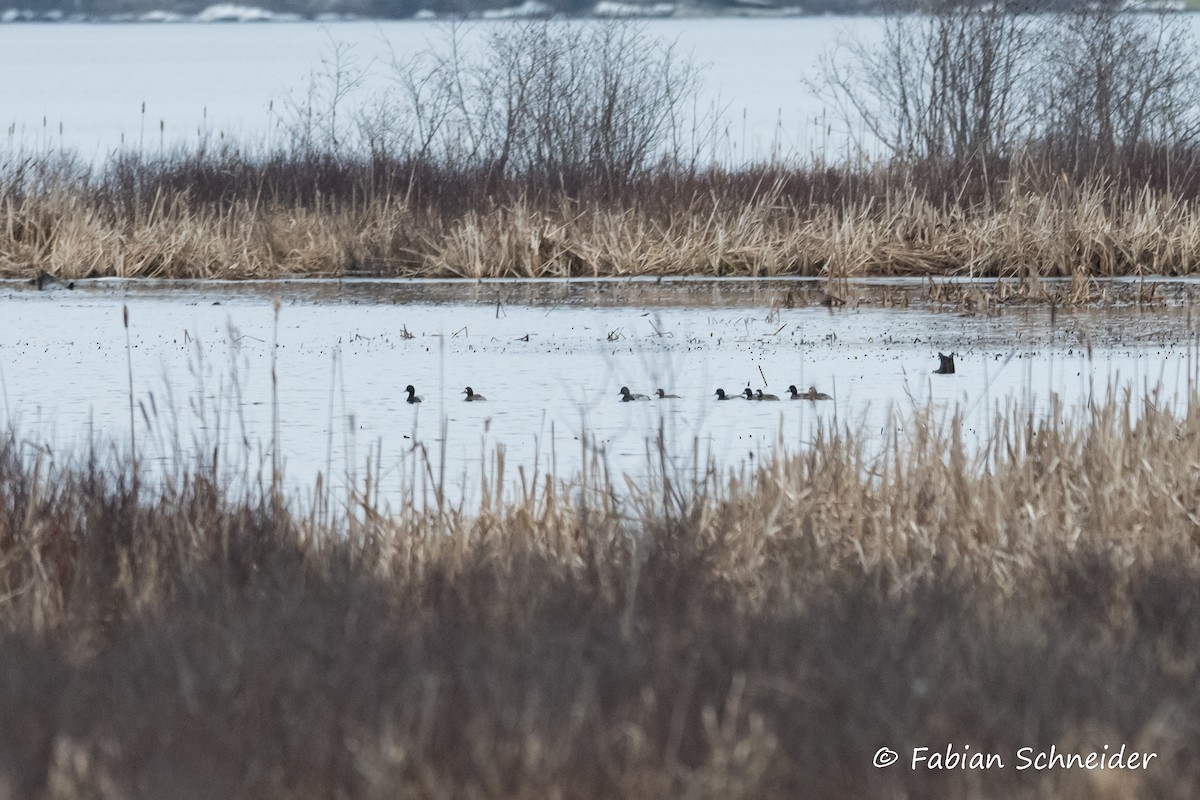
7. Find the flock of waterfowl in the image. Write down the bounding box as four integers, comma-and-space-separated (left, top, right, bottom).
403, 355, 955, 407
709, 386, 831, 402
403, 354, 956, 406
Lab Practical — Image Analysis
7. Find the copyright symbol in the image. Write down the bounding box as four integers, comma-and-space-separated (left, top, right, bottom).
873, 747, 899, 768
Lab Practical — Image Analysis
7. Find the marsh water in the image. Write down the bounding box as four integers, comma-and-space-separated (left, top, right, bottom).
4, 277, 1198, 506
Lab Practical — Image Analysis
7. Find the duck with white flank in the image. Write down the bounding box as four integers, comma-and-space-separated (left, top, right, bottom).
655, 389, 681, 399
619, 387, 650, 401
463, 387, 486, 401
714, 388, 736, 400
756, 389, 780, 401
404, 385, 423, 404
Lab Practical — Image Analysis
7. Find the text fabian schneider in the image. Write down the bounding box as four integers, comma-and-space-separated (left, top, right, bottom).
909, 743, 1156, 770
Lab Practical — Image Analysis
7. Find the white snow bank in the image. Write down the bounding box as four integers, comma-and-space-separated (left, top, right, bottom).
193, 4, 302, 22
592, 1, 675, 17
480, 1, 553, 18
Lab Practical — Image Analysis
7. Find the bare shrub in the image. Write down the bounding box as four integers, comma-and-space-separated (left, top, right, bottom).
814, 0, 1036, 164
372, 21, 706, 188
818, 0, 1200, 178
1031, 2, 1200, 171
282, 35, 369, 156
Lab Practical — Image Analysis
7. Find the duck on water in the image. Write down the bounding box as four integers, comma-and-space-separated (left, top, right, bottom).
463, 386, 486, 401
787, 385, 832, 401
619, 387, 650, 401
405, 385, 423, 404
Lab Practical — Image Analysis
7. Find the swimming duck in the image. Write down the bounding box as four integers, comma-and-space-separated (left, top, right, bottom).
619, 386, 650, 401
29, 270, 75, 290
404, 384, 423, 404
756, 389, 781, 401
655, 389, 681, 399
463, 386, 486, 401
715, 388, 735, 400
742, 388, 755, 400
934, 352, 956, 374
787, 385, 831, 400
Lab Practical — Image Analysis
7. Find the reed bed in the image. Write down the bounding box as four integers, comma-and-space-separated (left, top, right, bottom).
0, 392, 1198, 798
8, 152, 1200, 286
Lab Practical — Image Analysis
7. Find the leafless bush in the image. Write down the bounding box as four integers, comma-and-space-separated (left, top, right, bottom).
815, 0, 1035, 164
817, 0, 1200, 175
282, 34, 369, 156
370, 21, 706, 187
1032, 2, 1200, 171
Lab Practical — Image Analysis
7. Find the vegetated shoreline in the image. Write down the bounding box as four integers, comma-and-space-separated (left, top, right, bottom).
8, 7, 1200, 299
1, 391, 1198, 797
7, 147, 1200, 300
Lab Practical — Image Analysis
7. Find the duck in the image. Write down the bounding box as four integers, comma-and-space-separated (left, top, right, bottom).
619, 386, 650, 401
742, 388, 755, 400
462, 386, 486, 401
756, 389, 780, 401
714, 388, 735, 400
404, 384, 423, 404
29, 270, 75, 290
655, 389, 681, 399
934, 352, 956, 374
787, 385, 831, 401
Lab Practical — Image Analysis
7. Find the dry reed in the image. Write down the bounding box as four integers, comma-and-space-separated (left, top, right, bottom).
8, 156, 1200, 288
0, 390, 1198, 798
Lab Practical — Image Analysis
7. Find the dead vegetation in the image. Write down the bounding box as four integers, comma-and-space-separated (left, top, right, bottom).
7, 11, 1200, 289
7, 158, 1200, 287
0, 391, 1198, 798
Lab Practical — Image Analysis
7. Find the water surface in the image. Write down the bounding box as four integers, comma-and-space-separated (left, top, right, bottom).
3, 277, 1196, 507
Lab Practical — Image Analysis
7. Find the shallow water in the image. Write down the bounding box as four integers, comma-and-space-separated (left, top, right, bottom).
2, 277, 1197, 507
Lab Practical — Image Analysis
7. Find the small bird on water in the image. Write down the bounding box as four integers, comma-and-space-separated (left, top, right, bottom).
787, 385, 832, 401
463, 387, 486, 401
655, 388, 681, 399
756, 389, 780, 401
619, 386, 650, 401
405, 385, 423, 404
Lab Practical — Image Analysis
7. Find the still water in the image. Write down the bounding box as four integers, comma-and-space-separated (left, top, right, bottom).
0, 17, 879, 160
3, 278, 1196, 507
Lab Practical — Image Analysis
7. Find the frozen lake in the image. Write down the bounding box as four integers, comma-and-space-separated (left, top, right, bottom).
0, 17, 881, 161
3, 278, 1198, 508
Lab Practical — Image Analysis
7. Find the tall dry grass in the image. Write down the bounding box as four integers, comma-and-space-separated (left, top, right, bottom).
7, 151, 1200, 285
1, 391, 1199, 798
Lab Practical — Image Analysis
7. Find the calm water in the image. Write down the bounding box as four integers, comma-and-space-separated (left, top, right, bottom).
3, 278, 1197, 507
0, 17, 881, 161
